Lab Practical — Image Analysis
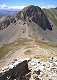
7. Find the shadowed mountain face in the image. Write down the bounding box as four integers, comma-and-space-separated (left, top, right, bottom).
16, 5, 52, 30
43, 8, 57, 27
0, 5, 57, 44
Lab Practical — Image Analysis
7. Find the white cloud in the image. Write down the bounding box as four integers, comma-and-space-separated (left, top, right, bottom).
40, 5, 56, 9
0, 4, 25, 9
9, 6, 25, 9
0, 3, 56, 9
0, 3, 7, 8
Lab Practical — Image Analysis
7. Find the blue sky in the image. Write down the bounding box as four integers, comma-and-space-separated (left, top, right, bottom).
0, 0, 57, 9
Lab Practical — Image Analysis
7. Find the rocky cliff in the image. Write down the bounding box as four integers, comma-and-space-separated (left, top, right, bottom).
0, 60, 30, 80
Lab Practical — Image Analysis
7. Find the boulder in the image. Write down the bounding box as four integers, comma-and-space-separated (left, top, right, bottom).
0, 60, 30, 80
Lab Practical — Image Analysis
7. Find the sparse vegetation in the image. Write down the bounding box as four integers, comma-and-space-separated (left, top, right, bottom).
34, 55, 51, 62
0, 38, 32, 59
0, 38, 57, 59
24, 49, 32, 55
0, 45, 10, 59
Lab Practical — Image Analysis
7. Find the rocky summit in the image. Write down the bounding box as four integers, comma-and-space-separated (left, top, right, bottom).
16, 5, 52, 30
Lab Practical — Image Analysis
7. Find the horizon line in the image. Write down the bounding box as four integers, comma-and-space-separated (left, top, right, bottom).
0, 4, 57, 10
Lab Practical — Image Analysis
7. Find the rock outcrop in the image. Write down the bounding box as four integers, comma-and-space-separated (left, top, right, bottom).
1, 57, 57, 80
0, 60, 30, 80
0, 16, 16, 30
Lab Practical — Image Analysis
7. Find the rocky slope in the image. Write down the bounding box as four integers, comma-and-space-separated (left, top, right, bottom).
0, 16, 16, 30
0, 57, 57, 80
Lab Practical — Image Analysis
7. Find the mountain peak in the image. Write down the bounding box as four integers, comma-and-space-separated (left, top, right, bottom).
16, 5, 52, 30
0, 5, 57, 43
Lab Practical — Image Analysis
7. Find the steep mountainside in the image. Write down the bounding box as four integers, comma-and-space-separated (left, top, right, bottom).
16, 5, 52, 30
43, 8, 57, 27
0, 5, 57, 44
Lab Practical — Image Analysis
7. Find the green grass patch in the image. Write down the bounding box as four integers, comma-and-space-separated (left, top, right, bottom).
0, 45, 11, 59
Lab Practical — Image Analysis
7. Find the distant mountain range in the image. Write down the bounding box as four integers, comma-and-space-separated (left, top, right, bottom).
0, 9, 19, 16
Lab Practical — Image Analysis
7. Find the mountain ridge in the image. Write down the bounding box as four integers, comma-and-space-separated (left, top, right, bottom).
0, 5, 57, 44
